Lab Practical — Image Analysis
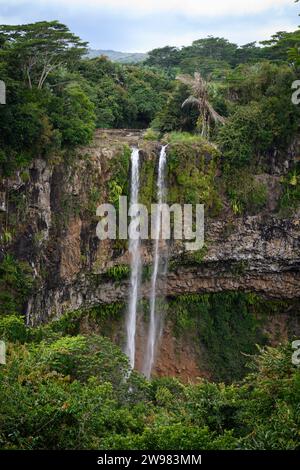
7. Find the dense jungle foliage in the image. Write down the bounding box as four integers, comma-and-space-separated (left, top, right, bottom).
0, 312, 300, 450
1, 19, 300, 450
0, 21, 299, 177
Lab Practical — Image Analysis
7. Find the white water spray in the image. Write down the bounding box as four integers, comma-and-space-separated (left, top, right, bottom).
143, 145, 168, 378
125, 148, 141, 369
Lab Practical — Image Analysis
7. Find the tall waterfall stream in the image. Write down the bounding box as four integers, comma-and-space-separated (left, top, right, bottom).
125, 148, 142, 369
125, 145, 167, 377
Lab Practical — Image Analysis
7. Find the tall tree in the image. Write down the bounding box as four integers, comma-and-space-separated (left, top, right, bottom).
260, 30, 300, 62
288, 1, 300, 66
0, 21, 87, 89
144, 46, 180, 68
187, 37, 238, 64
177, 72, 225, 138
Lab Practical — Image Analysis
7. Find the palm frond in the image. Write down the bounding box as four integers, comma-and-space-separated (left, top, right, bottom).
176, 74, 195, 87
206, 101, 226, 124
182, 96, 201, 108
178, 70, 225, 133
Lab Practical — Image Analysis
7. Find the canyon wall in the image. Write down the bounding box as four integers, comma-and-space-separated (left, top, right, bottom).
1, 129, 300, 380
5, 129, 296, 324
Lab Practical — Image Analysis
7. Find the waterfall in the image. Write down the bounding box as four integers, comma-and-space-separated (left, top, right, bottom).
125, 148, 141, 369
143, 145, 167, 378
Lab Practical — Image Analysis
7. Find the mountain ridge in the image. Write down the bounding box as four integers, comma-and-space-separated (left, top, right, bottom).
87, 49, 148, 63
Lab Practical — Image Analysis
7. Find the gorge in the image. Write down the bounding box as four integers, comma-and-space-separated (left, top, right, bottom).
1, 128, 299, 381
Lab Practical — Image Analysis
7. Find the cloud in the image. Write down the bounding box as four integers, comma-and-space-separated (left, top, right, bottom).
3, 0, 295, 18
126, 17, 298, 51
0, 0, 298, 51
0, 14, 24, 24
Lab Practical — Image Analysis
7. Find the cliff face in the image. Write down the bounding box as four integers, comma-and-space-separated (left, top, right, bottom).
1, 129, 299, 324
1, 129, 300, 381
26, 214, 300, 324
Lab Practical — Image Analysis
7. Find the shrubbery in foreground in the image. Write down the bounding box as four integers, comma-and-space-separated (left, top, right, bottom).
0, 317, 299, 450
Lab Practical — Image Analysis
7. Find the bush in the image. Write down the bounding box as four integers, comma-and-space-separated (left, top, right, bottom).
40, 334, 130, 386
108, 145, 131, 205
144, 128, 160, 141
104, 265, 130, 282
279, 166, 300, 216
152, 83, 198, 133
0, 317, 299, 450
49, 84, 96, 147
225, 169, 268, 215
0, 315, 28, 342
217, 103, 271, 167
165, 139, 222, 215
0, 255, 34, 317
164, 131, 206, 145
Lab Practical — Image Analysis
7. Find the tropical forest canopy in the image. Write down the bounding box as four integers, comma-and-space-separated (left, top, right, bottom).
0, 21, 299, 177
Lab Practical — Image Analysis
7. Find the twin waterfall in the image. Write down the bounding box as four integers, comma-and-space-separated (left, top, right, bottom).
125, 145, 167, 378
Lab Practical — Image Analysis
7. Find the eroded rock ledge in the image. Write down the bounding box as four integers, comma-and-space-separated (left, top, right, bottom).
28, 214, 300, 324
1, 129, 299, 325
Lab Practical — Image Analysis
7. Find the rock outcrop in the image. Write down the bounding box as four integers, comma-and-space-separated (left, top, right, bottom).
0, 129, 299, 326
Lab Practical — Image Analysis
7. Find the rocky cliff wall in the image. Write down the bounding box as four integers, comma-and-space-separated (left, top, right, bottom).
0, 129, 299, 326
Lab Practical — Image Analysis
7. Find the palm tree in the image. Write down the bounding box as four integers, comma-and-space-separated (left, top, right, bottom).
177, 72, 225, 138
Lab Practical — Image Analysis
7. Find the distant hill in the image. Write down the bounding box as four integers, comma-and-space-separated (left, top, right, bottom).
87, 49, 148, 63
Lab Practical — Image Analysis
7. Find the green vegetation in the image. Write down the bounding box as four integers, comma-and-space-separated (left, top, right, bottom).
176, 72, 225, 138
166, 136, 222, 215
279, 164, 300, 215
79, 59, 171, 129
0, 311, 299, 449
0, 314, 28, 342
217, 63, 298, 169
104, 265, 130, 282
147, 48, 300, 218
169, 292, 271, 382
1, 17, 300, 451
145, 34, 300, 76
164, 131, 207, 145
1, 20, 299, 219
137, 132, 223, 216
108, 145, 131, 205
0, 255, 34, 317
139, 157, 156, 209
0, 22, 171, 177
225, 169, 268, 215
143, 128, 160, 141
0, 21, 95, 176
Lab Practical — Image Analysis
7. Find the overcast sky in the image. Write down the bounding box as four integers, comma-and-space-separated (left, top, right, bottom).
0, 0, 299, 52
